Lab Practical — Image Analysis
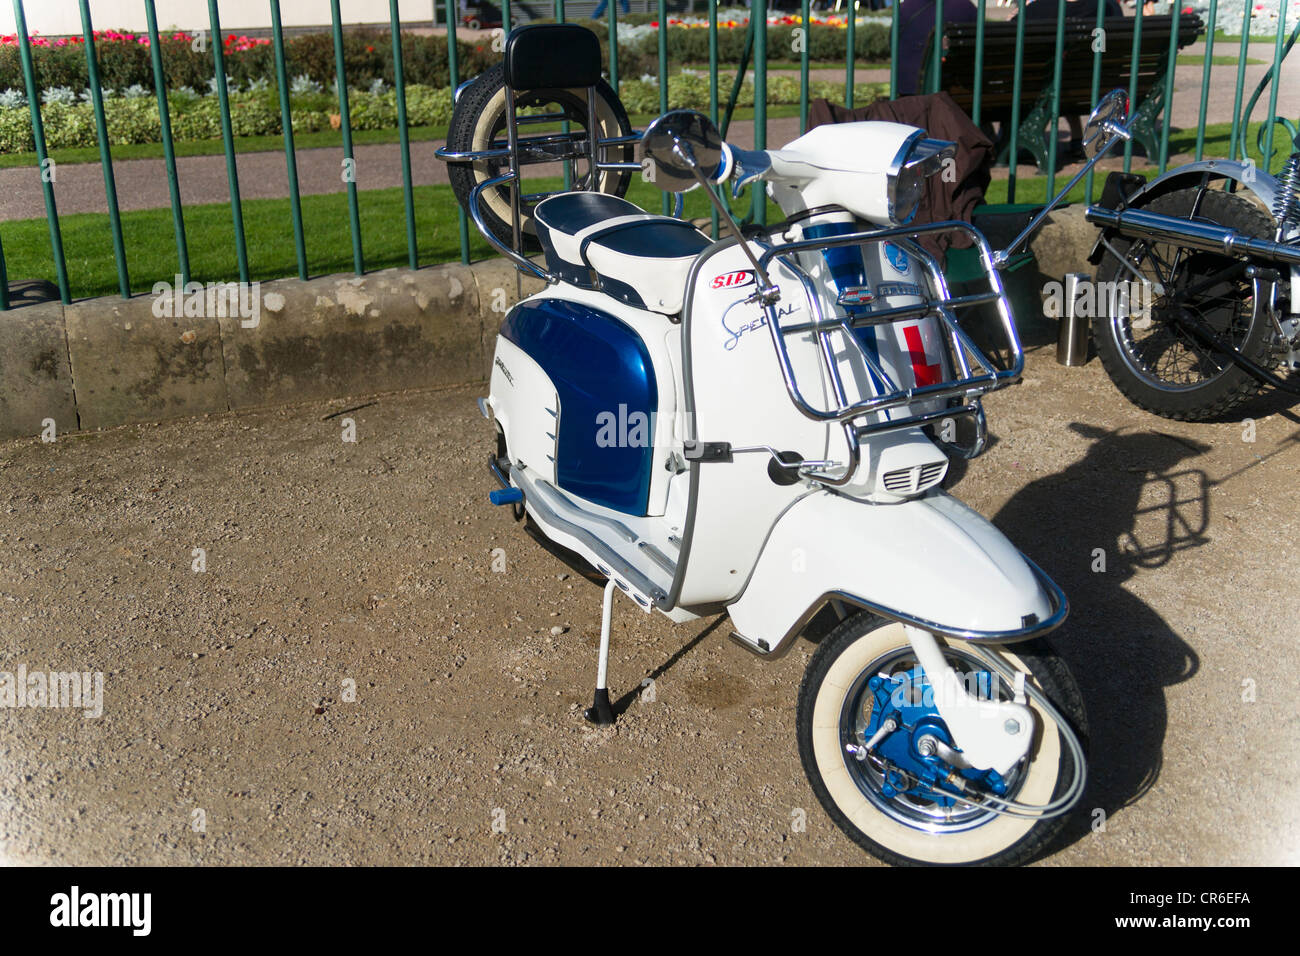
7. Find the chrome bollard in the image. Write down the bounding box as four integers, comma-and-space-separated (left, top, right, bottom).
1056, 272, 1091, 366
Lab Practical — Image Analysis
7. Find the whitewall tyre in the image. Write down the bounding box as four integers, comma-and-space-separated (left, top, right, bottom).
796, 613, 1087, 866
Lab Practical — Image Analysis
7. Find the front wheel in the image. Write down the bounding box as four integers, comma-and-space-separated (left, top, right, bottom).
797, 613, 1087, 866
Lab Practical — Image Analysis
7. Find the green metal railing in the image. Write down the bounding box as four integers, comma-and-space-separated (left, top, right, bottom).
0, 0, 1296, 310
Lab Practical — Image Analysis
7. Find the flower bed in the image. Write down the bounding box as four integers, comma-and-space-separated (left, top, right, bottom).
1172, 0, 1300, 36
0, 18, 888, 154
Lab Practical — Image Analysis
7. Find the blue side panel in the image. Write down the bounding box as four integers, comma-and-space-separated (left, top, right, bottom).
501, 299, 657, 516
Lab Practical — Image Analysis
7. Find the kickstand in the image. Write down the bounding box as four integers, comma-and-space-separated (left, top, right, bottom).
584, 579, 618, 725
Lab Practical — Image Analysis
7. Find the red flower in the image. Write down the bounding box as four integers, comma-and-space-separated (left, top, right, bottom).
366, 45, 374, 52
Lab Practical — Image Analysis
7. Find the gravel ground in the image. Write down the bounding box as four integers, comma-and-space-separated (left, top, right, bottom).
1, 327, 1298, 866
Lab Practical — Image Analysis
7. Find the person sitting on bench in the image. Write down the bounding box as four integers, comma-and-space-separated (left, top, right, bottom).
896, 0, 981, 97
1015, 0, 1125, 158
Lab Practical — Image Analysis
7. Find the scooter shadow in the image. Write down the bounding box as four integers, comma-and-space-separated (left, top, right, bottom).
991, 422, 1208, 859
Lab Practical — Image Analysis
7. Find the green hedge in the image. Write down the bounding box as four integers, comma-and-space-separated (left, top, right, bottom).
616, 73, 887, 114
618, 22, 892, 74
0, 84, 455, 152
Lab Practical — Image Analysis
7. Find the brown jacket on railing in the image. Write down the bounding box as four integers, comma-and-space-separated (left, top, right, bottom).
808, 91, 994, 263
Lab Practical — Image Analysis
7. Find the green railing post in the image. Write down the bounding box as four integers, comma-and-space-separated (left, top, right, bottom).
722, 19, 753, 137
1046, 0, 1067, 197
972, 0, 986, 126
1085, 0, 1107, 203
446, 0, 471, 265
0, 233, 9, 310
1194, 0, 1218, 162
79, 0, 129, 298
800, 0, 810, 134
1006, 0, 1028, 202
1229, 2, 1254, 162
391, 0, 418, 269
890, 0, 900, 99
1123, 1, 1144, 172
330, 0, 364, 275
14, 0, 69, 304
846, 0, 857, 109
145, 0, 190, 286
658, 0, 669, 215
1158, 2, 1182, 173
209, 0, 250, 284
270, 0, 308, 280
709, 0, 720, 239
929, 0, 944, 95
607, 0, 618, 94
753, 0, 767, 227
1262, 4, 1290, 172
556, 0, 571, 192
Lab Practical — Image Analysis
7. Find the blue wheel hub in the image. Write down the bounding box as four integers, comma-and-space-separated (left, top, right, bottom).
864, 666, 1009, 807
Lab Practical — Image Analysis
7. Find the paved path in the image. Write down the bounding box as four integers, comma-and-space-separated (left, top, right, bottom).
1, 52, 1295, 221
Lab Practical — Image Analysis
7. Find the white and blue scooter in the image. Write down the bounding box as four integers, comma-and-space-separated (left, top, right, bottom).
439, 25, 1137, 865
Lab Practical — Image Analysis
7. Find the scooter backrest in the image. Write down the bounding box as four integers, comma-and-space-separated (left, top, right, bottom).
504, 23, 602, 91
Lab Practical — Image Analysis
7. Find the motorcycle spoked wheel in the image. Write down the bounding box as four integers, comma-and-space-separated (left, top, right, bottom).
1091, 186, 1279, 421
797, 613, 1087, 867
446, 63, 634, 254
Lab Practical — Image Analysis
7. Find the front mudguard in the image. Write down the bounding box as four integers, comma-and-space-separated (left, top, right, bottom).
725, 489, 1066, 656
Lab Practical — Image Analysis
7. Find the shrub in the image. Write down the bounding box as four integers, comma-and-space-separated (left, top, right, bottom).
104, 97, 162, 145
0, 106, 34, 152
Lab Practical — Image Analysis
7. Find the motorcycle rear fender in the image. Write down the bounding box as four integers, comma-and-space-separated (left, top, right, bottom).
725, 489, 1066, 656
1087, 159, 1286, 264
1087, 159, 1300, 315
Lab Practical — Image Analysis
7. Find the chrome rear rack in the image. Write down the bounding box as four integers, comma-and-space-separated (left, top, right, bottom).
755, 220, 1022, 484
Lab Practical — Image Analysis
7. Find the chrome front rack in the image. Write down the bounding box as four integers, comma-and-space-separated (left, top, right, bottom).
754, 220, 1023, 484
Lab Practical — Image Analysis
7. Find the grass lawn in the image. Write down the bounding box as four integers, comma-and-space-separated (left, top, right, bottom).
0, 175, 780, 300
1211, 29, 1295, 45
1176, 54, 1265, 65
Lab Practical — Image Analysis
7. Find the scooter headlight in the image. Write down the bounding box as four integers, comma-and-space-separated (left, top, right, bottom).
887, 136, 958, 226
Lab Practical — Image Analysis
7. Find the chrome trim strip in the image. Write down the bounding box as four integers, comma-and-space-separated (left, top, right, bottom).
733, 555, 1069, 659
666, 237, 748, 611
529, 478, 638, 543
511, 465, 669, 607
886, 129, 925, 224
637, 541, 677, 575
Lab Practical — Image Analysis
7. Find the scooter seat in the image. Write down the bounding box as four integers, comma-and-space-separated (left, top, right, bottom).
534, 193, 710, 315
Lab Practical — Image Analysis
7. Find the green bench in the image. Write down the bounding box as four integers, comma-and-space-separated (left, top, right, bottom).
924, 14, 1204, 169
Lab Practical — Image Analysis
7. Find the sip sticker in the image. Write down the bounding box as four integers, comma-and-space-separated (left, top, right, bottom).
883, 242, 910, 275
711, 270, 755, 290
